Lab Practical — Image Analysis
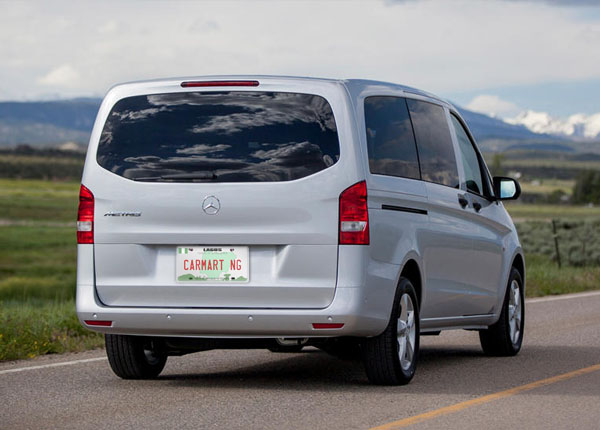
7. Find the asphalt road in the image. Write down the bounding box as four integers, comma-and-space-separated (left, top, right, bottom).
1, 291, 599, 430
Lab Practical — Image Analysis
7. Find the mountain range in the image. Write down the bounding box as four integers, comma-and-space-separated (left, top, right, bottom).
0, 98, 596, 153
0, 99, 99, 147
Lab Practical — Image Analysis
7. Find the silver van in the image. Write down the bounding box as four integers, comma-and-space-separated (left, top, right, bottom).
77, 76, 525, 385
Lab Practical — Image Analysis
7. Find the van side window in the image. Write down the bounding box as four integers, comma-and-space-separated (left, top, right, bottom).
406, 99, 459, 188
364, 97, 420, 180
450, 115, 484, 196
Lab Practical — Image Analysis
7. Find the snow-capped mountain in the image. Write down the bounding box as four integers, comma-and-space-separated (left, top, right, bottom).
506, 110, 600, 139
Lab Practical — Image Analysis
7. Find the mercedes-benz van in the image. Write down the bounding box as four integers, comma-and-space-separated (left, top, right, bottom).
77, 76, 524, 385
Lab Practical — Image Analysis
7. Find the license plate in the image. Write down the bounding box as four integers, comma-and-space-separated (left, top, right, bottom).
176, 246, 249, 283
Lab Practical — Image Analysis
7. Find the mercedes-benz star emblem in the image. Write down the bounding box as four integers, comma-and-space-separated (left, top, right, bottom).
202, 196, 220, 215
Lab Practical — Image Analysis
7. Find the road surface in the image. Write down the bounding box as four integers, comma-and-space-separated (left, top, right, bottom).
1, 291, 599, 429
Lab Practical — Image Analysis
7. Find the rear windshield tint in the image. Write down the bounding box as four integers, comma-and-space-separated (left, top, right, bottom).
96, 91, 340, 182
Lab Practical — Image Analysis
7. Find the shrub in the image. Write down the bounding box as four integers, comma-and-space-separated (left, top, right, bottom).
572, 171, 600, 205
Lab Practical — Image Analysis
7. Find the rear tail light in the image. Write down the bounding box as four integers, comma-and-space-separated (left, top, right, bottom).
339, 181, 369, 245
77, 185, 94, 244
180, 80, 259, 88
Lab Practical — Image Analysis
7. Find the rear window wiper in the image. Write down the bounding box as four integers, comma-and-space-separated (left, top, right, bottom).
133, 172, 218, 182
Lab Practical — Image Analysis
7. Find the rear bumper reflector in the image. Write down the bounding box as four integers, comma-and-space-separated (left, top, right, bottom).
312, 323, 344, 329
84, 320, 113, 327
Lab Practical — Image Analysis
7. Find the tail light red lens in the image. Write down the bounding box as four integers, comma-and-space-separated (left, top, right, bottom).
339, 180, 369, 245
180, 80, 259, 88
77, 185, 94, 244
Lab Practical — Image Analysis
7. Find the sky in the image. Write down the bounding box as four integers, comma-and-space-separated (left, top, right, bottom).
1, 0, 599, 118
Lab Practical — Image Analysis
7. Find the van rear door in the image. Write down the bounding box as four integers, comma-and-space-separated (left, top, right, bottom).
87, 87, 353, 309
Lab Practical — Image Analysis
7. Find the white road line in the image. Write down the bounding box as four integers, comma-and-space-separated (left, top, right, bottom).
0, 357, 106, 375
1, 291, 598, 376
526, 290, 600, 304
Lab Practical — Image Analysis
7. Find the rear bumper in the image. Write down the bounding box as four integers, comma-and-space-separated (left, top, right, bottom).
76, 284, 388, 338
76, 244, 398, 338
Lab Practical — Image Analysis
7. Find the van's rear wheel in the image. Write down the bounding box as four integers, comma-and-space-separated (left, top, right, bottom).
105, 334, 167, 379
362, 278, 420, 385
479, 268, 524, 356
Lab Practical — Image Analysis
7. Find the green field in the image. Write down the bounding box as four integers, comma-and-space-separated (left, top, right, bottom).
0, 178, 79, 222
0, 151, 84, 181
506, 203, 600, 221
0, 179, 103, 361
1, 178, 599, 361
484, 149, 600, 173
502, 158, 600, 170
518, 179, 575, 196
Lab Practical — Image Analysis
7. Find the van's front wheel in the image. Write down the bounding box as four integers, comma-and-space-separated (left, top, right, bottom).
479, 268, 524, 356
362, 278, 420, 385
105, 334, 167, 379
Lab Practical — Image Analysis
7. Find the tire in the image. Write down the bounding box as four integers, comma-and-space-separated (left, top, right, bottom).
479, 268, 524, 356
105, 334, 167, 379
362, 278, 420, 385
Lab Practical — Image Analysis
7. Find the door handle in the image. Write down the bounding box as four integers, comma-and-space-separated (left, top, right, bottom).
458, 195, 468, 208
473, 202, 482, 213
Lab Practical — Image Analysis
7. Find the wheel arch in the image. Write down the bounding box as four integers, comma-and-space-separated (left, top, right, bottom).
400, 258, 423, 309
490, 250, 526, 325
511, 252, 526, 284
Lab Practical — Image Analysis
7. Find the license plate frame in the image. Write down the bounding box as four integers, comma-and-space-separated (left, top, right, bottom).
176, 246, 249, 283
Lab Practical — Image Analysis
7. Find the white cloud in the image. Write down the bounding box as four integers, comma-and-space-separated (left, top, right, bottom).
466, 95, 521, 118
506, 110, 600, 138
188, 19, 219, 33
0, 0, 599, 100
98, 20, 119, 34
37, 64, 80, 87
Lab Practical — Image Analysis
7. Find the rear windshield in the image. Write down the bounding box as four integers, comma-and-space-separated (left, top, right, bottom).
97, 91, 340, 182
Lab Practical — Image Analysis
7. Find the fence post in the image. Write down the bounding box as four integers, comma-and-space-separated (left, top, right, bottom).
551, 219, 561, 269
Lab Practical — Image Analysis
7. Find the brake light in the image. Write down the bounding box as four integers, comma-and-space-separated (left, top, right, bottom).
339, 181, 369, 245
77, 185, 94, 244
180, 80, 259, 88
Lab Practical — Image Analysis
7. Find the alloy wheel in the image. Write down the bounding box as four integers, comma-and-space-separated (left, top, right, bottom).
397, 293, 416, 370
508, 280, 522, 345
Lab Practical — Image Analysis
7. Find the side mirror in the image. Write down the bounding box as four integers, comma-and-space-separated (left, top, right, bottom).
493, 177, 521, 200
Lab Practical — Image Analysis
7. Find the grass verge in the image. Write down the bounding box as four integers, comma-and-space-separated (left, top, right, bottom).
525, 254, 600, 297
0, 300, 103, 361
0, 226, 76, 300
